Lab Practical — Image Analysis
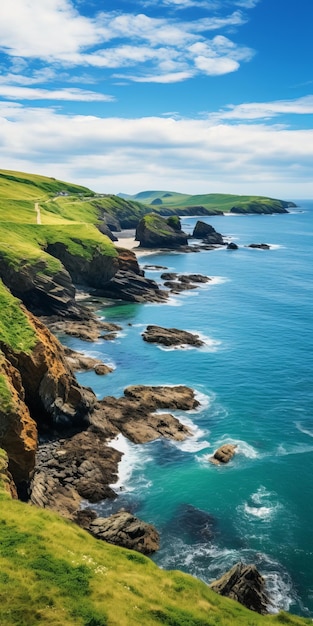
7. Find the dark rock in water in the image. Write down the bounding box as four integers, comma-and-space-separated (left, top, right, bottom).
168, 503, 218, 542
45, 316, 121, 342
97, 270, 169, 303
143, 265, 168, 270
247, 243, 271, 250
209, 444, 237, 465
210, 562, 270, 614
142, 325, 204, 348
161, 272, 177, 281
136, 214, 188, 248
227, 242, 238, 250
192, 221, 224, 245
161, 272, 210, 294
88, 511, 160, 554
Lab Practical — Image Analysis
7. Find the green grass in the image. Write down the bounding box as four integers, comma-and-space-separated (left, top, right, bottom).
0, 495, 311, 626
125, 191, 293, 214
0, 281, 37, 353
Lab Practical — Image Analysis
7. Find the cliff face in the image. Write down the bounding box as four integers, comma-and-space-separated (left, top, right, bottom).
0, 256, 80, 318
46, 242, 119, 288
0, 303, 96, 487
0, 355, 37, 484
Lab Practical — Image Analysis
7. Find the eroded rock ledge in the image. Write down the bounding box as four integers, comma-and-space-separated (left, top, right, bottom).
142, 325, 204, 348
210, 562, 271, 614
29, 385, 198, 552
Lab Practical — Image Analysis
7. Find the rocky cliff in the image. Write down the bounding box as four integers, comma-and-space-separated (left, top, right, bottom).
136, 213, 188, 248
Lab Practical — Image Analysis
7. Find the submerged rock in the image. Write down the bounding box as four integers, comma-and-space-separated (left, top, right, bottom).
142, 325, 204, 348
210, 562, 270, 614
168, 503, 217, 542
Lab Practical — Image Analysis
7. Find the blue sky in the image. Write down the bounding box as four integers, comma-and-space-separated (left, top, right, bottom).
0, 0, 312, 198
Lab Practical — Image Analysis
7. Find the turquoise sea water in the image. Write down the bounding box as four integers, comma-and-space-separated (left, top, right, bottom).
66, 202, 313, 617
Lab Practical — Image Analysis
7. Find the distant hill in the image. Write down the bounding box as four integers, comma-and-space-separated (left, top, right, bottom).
120, 190, 295, 215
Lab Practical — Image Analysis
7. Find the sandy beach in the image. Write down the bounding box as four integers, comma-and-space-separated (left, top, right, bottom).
113, 231, 158, 258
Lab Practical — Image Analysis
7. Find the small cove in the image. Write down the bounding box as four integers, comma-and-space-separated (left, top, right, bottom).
61, 203, 313, 617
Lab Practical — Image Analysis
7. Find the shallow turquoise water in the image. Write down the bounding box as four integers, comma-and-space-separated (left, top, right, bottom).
67, 202, 313, 616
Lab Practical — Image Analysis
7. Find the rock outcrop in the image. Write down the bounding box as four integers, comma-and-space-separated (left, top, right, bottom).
45, 316, 121, 342
0, 256, 81, 318
87, 511, 160, 554
247, 243, 271, 250
136, 214, 188, 248
192, 221, 224, 245
63, 347, 113, 375
97, 270, 169, 303
209, 444, 237, 465
142, 325, 204, 348
210, 562, 270, 614
91, 385, 197, 444
160, 272, 211, 293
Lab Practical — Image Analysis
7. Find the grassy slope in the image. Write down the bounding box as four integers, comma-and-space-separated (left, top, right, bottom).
0, 280, 37, 353
126, 191, 291, 213
0, 488, 311, 626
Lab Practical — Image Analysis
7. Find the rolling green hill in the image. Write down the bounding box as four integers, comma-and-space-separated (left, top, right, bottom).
120, 190, 294, 214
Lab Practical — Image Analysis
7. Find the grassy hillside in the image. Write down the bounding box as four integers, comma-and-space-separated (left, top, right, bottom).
0, 484, 311, 626
0, 169, 148, 227
122, 190, 293, 214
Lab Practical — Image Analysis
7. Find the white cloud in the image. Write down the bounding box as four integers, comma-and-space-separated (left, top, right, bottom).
115, 71, 194, 83
210, 95, 313, 120
0, 0, 99, 57
0, 85, 114, 101
194, 56, 239, 75
0, 103, 312, 198
0, 2, 255, 81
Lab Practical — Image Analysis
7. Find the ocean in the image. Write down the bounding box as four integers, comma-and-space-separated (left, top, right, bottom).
65, 201, 313, 617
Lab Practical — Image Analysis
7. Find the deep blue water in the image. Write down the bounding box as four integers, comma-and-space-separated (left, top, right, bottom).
65, 202, 313, 617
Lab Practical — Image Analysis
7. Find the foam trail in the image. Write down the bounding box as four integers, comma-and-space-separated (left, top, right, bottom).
295, 421, 313, 438
108, 434, 153, 491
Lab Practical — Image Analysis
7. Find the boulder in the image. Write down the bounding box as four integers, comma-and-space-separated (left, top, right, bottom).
192, 221, 224, 244
210, 562, 270, 614
88, 510, 160, 554
142, 325, 204, 348
135, 214, 188, 248
209, 444, 237, 465
227, 242, 238, 250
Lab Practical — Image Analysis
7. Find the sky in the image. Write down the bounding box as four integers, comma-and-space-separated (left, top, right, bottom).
0, 0, 313, 199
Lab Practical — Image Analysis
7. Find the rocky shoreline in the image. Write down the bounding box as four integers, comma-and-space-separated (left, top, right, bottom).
0, 217, 278, 614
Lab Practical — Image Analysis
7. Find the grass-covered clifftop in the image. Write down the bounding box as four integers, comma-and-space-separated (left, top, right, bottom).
0, 484, 311, 626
